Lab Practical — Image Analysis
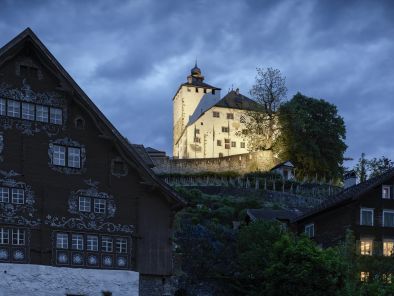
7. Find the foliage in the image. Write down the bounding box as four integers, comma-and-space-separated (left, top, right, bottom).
238, 67, 287, 152
354, 154, 394, 181
158, 171, 241, 178
277, 92, 347, 181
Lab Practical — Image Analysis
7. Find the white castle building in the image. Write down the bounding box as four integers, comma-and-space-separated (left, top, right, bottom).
173, 64, 259, 159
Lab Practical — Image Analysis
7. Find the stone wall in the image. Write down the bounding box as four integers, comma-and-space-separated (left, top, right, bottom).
152, 151, 277, 175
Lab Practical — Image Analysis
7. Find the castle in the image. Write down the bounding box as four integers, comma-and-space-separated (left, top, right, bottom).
172, 64, 259, 159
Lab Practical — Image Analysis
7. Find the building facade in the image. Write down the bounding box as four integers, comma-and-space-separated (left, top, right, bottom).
173, 65, 259, 159
0, 28, 185, 295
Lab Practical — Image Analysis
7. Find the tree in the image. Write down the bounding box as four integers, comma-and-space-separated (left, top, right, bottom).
239, 67, 287, 151
354, 153, 368, 183
354, 154, 394, 181
277, 92, 347, 181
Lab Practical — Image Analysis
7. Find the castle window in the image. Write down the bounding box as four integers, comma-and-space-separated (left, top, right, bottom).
0, 98, 5, 116
217, 140, 222, 146
94, 199, 106, 214
0, 228, 9, 244
72, 234, 84, 250
304, 223, 315, 238
227, 113, 234, 119
22, 102, 35, 120
56, 233, 68, 249
53, 145, 66, 166
195, 87, 198, 93
116, 238, 128, 253
11, 188, 24, 204
222, 127, 229, 133
194, 137, 200, 143
213, 111, 219, 118
231, 141, 236, 147
87, 235, 98, 251
67, 147, 81, 168
241, 142, 245, 148
79, 196, 91, 212
36, 105, 49, 122
102, 237, 113, 252
12, 228, 25, 245
7, 100, 20, 118
50, 107, 63, 125
0, 187, 9, 203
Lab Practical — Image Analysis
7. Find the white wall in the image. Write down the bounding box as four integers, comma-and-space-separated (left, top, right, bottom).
0, 263, 139, 296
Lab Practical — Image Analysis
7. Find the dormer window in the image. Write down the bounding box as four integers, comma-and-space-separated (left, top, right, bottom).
383, 185, 391, 199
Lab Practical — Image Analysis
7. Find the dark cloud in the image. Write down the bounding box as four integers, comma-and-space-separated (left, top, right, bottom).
1, 0, 393, 167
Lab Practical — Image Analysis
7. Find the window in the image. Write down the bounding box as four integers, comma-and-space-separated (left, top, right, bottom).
0, 187, 9, 203
79, 196, 91, 212
360, 239, 373, 255
75, 117, 85, 129
222, 126, 229, 133
72, 234, 84, 250
0, 228, 9, 244
7, 100, 20, 118
102, 237, 113, 252
225, 144, 230, 149
21, 102, 35, 121
241, 142, 246, 148
383, 185, 391, 199
213, 111, 219, 118
231, 141, 236, 148
195, 87, 198, 93
56, 233, 68, 249
36, 105, 49, 122
113, 160, 126, 175
383, 240, 394, 256
12, 188, 24, 204
227, 113, 234, 119
219, 153, 223, 158
383, 210, 394, 227
94, 199, 106, 214
195, 129, 200, 134
360, 208, 373, 226
50, 107, 62, 125
383, 273, 393, 284
224, 139, 230, 144
12, 229, 25, 245
87, 235, 98, 251
304, 223, 315, 238
68, 147, 81, 168
116, 238, 128, 253
360, 272, 369, 282
53, 145, 66, 166
0, 98, 5, 116
203, 88, 207, 93
217, 140, 222, 146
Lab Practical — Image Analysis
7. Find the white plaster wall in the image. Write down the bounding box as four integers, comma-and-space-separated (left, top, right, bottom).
0, 263, 139, 296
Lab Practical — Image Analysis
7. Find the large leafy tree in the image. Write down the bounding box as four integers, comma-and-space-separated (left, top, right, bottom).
240, 67, 287, 151
354, 154, 394, 181
277, 92, 347, 181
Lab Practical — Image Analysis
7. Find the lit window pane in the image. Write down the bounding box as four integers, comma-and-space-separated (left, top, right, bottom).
7, 100, 20, 118
72, 234, 83, 250
53, 145, 66, 166
50, 107, 62, 125
21, 103, 35, 120
56, 233, 68, 249
360, 240, 372, 255
0, 187, 9, 203
11, 188, 24, 204
384, 241, 394, 256
36, 105, 48, 122
87, 235, 98, 251
79, 196, 91, 212
0, 98, 6, 116
68, 147, 81, 168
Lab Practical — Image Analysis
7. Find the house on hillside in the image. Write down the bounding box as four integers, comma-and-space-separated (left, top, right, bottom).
270, 160, 295, 180
0, 28, 185, 295
172, 64, 261, 159
293, 168, 394, 280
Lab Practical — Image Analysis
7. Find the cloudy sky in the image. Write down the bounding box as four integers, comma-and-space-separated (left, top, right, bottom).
1, 0, 393, 167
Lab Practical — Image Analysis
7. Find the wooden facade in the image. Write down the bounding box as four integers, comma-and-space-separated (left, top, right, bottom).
294, 169, 394, 253
0, 28, 185, 276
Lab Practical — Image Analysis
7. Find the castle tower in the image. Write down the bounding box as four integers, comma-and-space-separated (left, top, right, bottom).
172, 63, 221, 158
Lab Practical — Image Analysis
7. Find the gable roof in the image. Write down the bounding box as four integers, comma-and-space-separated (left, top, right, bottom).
214, 90, 260, 111
270, 160, 294, 171
0, 28, 186, 209
294, 168, 394, 222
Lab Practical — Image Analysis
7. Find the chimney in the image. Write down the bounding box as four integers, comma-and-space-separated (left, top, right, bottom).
235, 88, 239, 95
344, 170, 357, 188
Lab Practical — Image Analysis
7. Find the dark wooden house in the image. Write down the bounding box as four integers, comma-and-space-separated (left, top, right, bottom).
293, 169, 394, 279
0, 28, 185, 293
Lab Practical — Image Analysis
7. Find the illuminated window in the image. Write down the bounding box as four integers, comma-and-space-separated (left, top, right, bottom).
36, 105, 48, 122
0, 228, 9, 244
22, 103, 35, 120
11, 188, 24, 204
79, 196, 91, 212
383, 210, 394, 227
50, 107, 62, 125
383, 185, 391, 199
383, 240, 394, 256
87, 235, 98, 251
72, 234, 84, 250
383, 273, 392, 284
304, 223, 315, 238
360, 239, 373, 255
360, 208, 373, 226
7, 100, 20, 118
360, 272, 369, 282
102, 237, 113, 252
56, 233, 68, 249
0, 187, 9, 203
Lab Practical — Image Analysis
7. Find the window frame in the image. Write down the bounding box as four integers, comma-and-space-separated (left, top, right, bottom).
0, 187, 10, 203
87, 235, 99, 251
360, 238, 373, 255
52, 145, 66, 167
383, 209, 394, 227
0, 228, 9, 245
383, 239, 394, 256
383, 185, 391, 199
226, 113, 234, 120
12, 228, 25, 245
94, 199, 106, 214
35, 104, 49, 123
304, 223, 315, 238
21, 102, 35, 121
56, 233, 69, 249
7, 99, 20, 118
72, 234, 84, 250
67, 146, 81, 168
78, 196, 91, 213
11, 188, 24, 204
116, 238, 128, 254
101, 236, 113, 252
213, 111, 220, 118
360, 208, 374, 226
